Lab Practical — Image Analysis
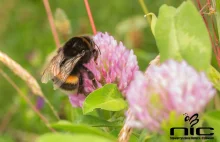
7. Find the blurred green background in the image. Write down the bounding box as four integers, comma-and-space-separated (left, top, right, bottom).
2, 0, 215, 141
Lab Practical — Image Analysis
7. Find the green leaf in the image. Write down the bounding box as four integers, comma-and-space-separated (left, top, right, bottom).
146, 13, 157, 36
203, 111, 220, 140
155, 5, 181, 62
138, 130, 149, 142
75, 115, 122, 127
83, 84, 127, 114
36, 133, 113, 142
51, 120, 116, 141
129, 134, 139, 142
207, 66, 220, 91
175, 1, 212, 71
155, 1, 212, 71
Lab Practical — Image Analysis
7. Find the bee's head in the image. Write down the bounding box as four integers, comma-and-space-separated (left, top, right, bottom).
63, 37, 89, 57
63, 36, 100, 64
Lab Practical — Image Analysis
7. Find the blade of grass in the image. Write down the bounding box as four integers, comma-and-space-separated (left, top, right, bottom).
0, 103, 18, 133
0, 50, 59, 120
43, 0, 60, 48
0, 69, 56, 132
118, 109, 133, 142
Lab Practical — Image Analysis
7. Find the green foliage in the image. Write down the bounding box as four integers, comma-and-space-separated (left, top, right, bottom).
204, 111, 220, 140
155, 0, 212, 71
146, 13, 157, 36
36, 133, 113, 142
208, 66, 220, 91
161, 111, 184, 142
83, 84, 127, 114
0, 135, 14, 142
138, 130, 149, 142
51, 120, 116, 141
75, 115, 121, 127
155, 5, 181, 61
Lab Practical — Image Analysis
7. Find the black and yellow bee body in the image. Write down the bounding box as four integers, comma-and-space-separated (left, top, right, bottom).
53, 72, 79, 92
41, 36, 100, 94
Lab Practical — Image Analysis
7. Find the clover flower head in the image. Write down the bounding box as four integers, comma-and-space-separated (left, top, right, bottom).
127, 60, 215, 131
69, 32, 139, 107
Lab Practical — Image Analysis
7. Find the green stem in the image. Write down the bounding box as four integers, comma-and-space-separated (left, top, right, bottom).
138, 0, 151, 24
43, 97, 60, 120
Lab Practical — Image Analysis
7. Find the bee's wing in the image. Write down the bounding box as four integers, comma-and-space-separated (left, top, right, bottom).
41, 51, 64, 83
53, 52, 85, 89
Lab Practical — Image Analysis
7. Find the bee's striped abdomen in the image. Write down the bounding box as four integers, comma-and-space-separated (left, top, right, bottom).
65, 75, 79, 84
54, 74, 79, 91
60, 83, 78, 91
61, 75, 79, 91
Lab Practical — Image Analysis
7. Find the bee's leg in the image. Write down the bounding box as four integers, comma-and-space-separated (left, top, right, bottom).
82, 66, 98, 88
77, 73, 85, 94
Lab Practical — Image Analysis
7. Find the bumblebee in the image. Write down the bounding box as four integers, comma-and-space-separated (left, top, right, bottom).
41, 36, 99, 94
